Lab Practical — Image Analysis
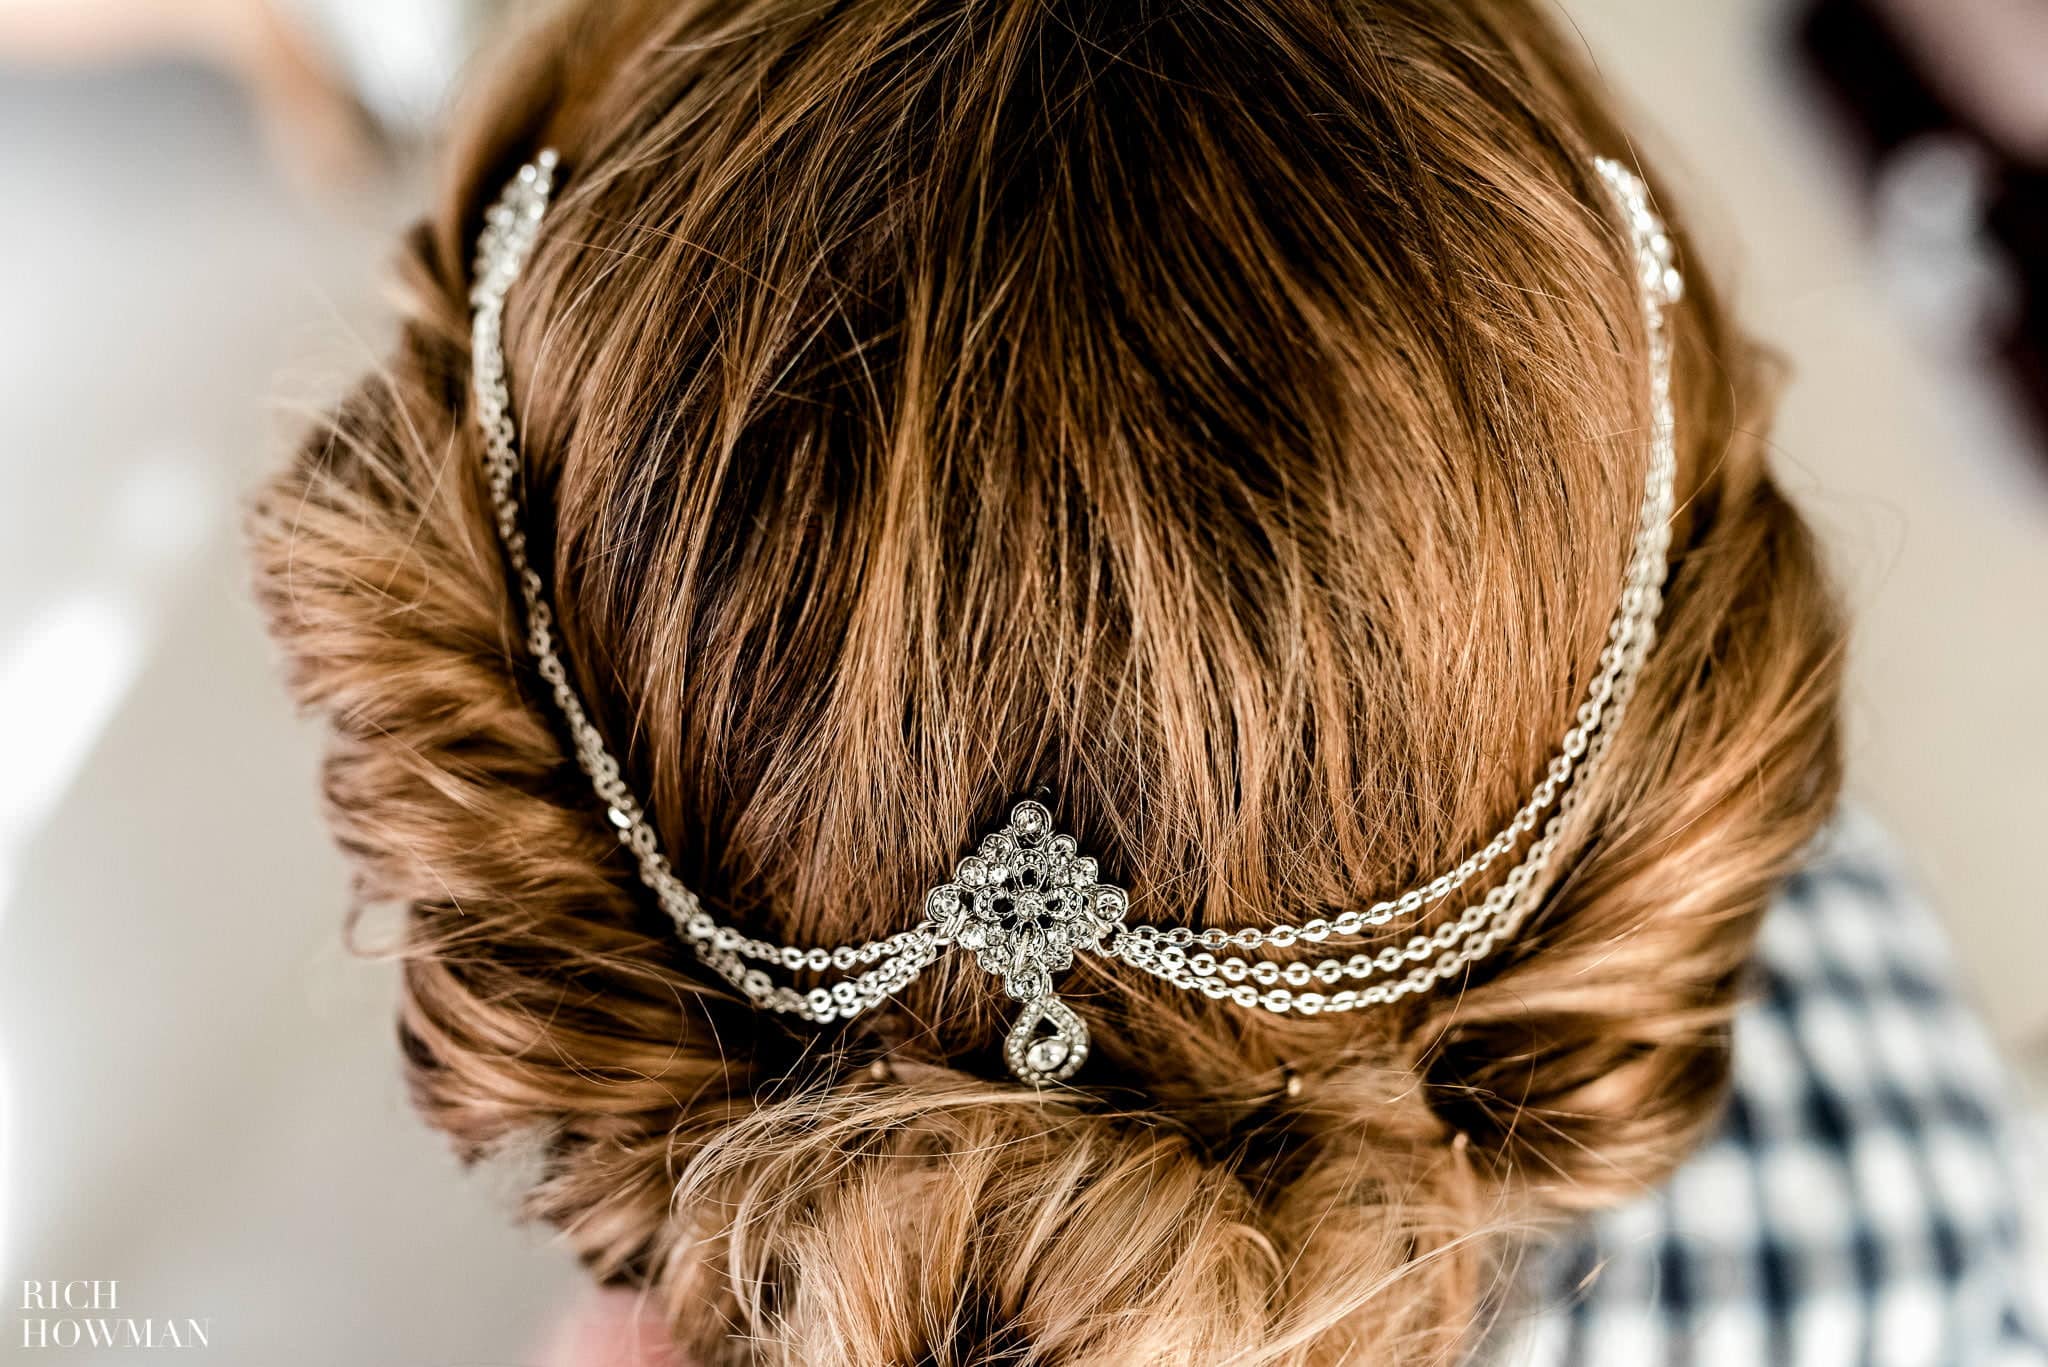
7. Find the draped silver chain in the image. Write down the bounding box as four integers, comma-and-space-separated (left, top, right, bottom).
469, 150, 1681, 1083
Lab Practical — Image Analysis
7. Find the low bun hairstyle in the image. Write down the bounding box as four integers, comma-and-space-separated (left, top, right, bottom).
249, 0, 1844, 1361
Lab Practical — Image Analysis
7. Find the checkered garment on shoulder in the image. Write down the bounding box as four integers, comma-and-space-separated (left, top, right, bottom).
1481, 811, 2047, 1367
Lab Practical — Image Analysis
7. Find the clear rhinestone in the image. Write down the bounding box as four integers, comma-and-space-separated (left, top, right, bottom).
1011, 801, 1050, 841
1025, 1038, 1069, 1074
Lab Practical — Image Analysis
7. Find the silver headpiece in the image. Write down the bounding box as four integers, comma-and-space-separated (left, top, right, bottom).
469, 150, 1680, 1085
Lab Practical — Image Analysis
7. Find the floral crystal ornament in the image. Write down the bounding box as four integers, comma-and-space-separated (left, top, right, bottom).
923, 801, 1127, 1084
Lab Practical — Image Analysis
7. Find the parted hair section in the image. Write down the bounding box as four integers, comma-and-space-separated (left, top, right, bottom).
248, 0, 1845, 1363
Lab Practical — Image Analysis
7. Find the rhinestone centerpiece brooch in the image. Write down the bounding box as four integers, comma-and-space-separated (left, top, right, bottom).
924, 801, 1128, 1084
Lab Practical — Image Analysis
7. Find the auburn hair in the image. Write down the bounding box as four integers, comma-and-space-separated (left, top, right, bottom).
249, 0, 1843, 1362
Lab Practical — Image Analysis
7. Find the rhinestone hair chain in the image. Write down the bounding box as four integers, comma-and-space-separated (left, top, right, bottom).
470, 150, 1682, 1085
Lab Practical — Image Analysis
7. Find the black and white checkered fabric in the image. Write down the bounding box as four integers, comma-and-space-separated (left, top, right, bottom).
1486, 810, 2047, 1367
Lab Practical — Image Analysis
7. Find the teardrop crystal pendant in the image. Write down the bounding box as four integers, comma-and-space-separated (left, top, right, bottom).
1004, 993, 1089, 1085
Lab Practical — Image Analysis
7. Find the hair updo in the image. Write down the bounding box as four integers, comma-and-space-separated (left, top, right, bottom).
249, 0, 1843, 1361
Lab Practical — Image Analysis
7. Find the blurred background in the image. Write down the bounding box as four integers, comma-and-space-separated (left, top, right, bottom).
0, 0, 2042, 1361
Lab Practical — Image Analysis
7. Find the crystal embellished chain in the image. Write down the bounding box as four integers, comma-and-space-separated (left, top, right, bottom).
469, 151, 1681, 1085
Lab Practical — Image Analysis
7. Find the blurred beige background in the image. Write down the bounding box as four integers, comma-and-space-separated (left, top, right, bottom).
1568, 0, 2048, 1055
0, 2, 2041, 1363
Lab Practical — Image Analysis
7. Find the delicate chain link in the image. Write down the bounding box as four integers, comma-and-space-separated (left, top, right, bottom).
468, 150, 1681, 1031
1105, 157, 1679, 1010
471, 151, 934, 1023
1112, 621, 1646, 1013
1107, 159, 1677, 967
